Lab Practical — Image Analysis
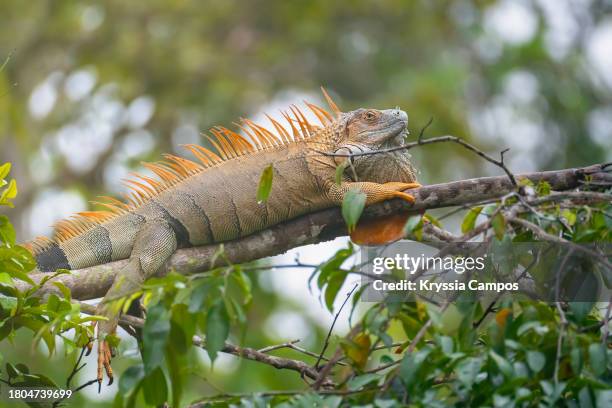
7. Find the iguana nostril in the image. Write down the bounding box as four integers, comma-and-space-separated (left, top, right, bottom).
392, 109, 408, 123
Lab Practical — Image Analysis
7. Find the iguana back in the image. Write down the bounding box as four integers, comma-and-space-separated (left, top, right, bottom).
28, 107, 337, 271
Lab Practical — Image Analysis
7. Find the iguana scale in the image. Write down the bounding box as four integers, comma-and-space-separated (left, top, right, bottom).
24, 89, 419, 385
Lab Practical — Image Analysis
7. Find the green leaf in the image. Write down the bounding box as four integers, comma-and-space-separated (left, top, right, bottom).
578, 387, 594, 408
20, 373, 57, 387
588, 343, 606, 376
335, 161, 350, 185
491, 213, 506, 241
0, 179, 17, 206
569, 302, 594, 323
0, 163, 10, 181
489, 350, 514, 378
188, 280, 214, 313
206, 300, 230, 363
170, 304, 195, 354
119, 364, 145, 396
461, 206, 483, 233
562, 209, 577, 226
456, 357, 482, 388
53, 281, 72, 300
399, 346, 432, 387
0, 215, 16, 245
314, 244, 353, 290
526, 350, 546, 373
341, 332, 371, 370
46, 294, 60, 312
536, 180, 551, 196
6, 362, 19, 378
342, 189, 366, 233
437, 335, 454, 356
347, 373, 380, 390
142, 367, 168, 406
166, 347, 184, 408
403, 215, 423, 236
324, 270, 348, 312
256, 164, 274, 203
142, 303, 171, 373
570, 348, 582, 374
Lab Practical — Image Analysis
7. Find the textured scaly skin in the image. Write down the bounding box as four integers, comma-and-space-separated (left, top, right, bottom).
25, 97, 418, 385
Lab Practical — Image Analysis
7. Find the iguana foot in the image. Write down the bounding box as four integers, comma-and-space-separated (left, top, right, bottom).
97, 338, 114, 390
383, 182, 422, 190
385, 182, 421, 204
85, 321, 115, 390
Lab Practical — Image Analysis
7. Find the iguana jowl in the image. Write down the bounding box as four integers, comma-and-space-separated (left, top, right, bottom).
24, 89, 419, 385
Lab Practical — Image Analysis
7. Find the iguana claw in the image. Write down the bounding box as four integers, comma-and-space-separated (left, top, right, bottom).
86, 321, 114, 391
387, 181, 420, 204
392, 191, 416, 203
97, 339, 114, 389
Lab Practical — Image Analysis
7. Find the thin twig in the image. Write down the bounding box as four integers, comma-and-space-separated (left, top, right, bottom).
192, 336, 332, 386
52, 377, 98, 408
417, 117, 434, 143
66, 346, 87, 388
553, 251, 572, 386
259, 340, 348, 366
317, 134, 517, 187
508, 216, 612, 272
602, 297, 612, 345
315, 283, 359, 369
258, 339, 301, 353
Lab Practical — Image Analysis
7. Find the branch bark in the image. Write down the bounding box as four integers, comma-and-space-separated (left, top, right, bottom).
16, 163, 610, 300
76, 302, 329, 385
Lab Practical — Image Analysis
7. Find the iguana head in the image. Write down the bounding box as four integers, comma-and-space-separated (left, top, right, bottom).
341, 108, 408, 147
326, 107, 416, 185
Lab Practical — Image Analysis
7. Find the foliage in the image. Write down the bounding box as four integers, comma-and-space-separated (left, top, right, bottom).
0, 163, 100, 399
187, 182, 611, 407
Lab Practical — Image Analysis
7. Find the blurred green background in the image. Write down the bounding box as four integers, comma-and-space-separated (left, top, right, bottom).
1, 0, 611, 405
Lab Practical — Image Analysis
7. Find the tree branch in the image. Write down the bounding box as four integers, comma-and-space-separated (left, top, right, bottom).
16, 163, 610, 300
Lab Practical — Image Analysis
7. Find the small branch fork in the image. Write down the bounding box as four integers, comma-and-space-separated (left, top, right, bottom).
76, 303, 335, 387
51, 346, 98, 407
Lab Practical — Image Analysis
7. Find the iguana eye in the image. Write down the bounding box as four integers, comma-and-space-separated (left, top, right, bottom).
363, 110, 377, 121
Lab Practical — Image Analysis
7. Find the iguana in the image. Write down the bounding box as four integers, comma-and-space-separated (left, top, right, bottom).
24, 89, 419, 386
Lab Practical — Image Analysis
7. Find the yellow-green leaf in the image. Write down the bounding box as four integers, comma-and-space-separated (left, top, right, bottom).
335, 161, 350, 185
341, 332, 371, 370
562, 209, 576, 226
462, 206, 483, 233
256, 164, 274, 203
342, 189, 366, 233
0, 163, 10, 180
206, 300, 229, 363
491, 213, 506, 240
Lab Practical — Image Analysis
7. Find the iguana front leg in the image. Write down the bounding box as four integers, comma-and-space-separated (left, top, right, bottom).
328, 181, 421, 244
92, 219, 177, 387
328, 181, 421, 205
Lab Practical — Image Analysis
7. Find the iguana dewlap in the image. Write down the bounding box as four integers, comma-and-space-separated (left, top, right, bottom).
24, 89, 419, 385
